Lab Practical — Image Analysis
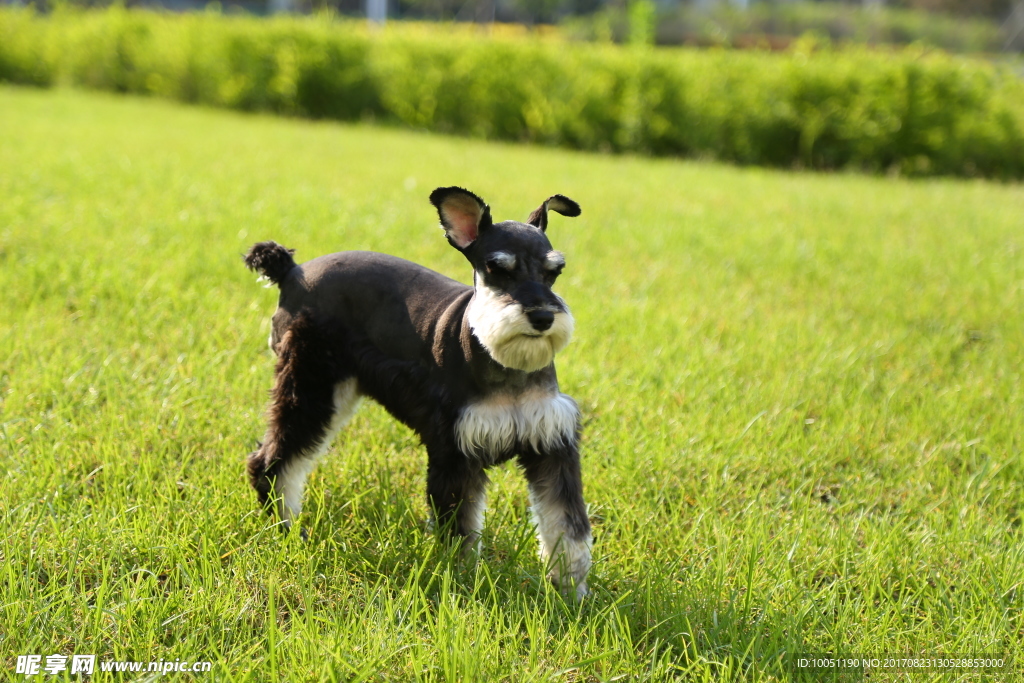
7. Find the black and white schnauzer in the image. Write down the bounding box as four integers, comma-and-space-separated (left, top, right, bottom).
243, 187, 592, 597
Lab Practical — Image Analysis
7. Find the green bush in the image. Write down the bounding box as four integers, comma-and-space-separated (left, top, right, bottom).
2, 7, 1023, 178
0, 7, 58, 86
564, 1, 1005, 54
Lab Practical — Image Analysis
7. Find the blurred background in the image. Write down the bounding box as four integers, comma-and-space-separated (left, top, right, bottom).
3, 0, 1022, 178
3, 0, 1021, 54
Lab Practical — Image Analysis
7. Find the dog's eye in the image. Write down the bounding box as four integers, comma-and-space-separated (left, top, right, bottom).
545, 259, 565, 278
544, 251, 565, 277
485, 252, 516, 273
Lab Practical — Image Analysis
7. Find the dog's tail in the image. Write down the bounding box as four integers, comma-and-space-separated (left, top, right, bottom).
244, 241, 297, 286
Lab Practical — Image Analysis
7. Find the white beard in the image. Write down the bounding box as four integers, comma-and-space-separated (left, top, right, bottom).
466, 282, 574, 373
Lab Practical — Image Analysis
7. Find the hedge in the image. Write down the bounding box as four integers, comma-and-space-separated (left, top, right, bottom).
564, 2, 1006, 54
2, 7, 1023, 178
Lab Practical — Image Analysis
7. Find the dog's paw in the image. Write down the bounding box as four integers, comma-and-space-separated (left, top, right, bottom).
459, 531, 482, 559
552, 575, 589, 601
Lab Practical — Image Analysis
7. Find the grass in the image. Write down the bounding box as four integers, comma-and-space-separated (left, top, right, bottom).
1, 84, 1022, 681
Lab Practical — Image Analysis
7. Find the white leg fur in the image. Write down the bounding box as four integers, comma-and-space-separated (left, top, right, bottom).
276, 379, 361, 528
461, 488, 487, 558
465, 489, 487, 538
530, 487, 592, 599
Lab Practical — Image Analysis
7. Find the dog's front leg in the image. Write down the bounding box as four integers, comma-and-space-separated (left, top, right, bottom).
426, 450, 490, 555
519, 444, 592, 598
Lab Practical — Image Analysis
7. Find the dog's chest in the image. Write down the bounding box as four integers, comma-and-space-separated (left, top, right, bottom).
455, 390, 579, 460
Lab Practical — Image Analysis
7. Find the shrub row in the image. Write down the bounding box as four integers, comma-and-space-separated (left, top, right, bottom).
564, 2, 1006, 54
2, 7, 1024, 177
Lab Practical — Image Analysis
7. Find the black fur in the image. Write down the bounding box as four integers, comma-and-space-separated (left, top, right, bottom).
247, 312, 348, 506
527, 194, 582, 232
243, 241, 297, 286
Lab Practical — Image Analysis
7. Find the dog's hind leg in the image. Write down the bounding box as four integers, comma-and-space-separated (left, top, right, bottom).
247, 315, 360, 533
426, 453, 490, 554
269, 379, 360, 530
519, 444, 592, 598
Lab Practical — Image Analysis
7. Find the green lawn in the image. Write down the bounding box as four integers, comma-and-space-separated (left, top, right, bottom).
1, 84, 1022, 681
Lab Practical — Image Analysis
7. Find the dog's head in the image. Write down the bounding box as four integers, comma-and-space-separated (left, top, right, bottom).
430, 187, 580, 373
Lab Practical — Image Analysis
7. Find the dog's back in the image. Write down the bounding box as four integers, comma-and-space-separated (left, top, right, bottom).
247, 246, 473, 367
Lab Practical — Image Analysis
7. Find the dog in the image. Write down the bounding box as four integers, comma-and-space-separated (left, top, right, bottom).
243, 186, 592, 597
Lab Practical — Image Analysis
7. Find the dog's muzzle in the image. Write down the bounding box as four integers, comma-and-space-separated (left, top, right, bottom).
468, 286, 574, 372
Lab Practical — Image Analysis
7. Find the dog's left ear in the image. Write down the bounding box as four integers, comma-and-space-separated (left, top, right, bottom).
430, 187, 492, 250
527, 194, 581, 232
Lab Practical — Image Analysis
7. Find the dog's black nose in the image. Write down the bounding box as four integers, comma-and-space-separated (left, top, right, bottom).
527, 310, 554, 332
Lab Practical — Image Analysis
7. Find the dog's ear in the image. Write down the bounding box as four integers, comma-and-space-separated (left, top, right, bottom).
430, 187, 492, 250
527, 194, 581, 232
